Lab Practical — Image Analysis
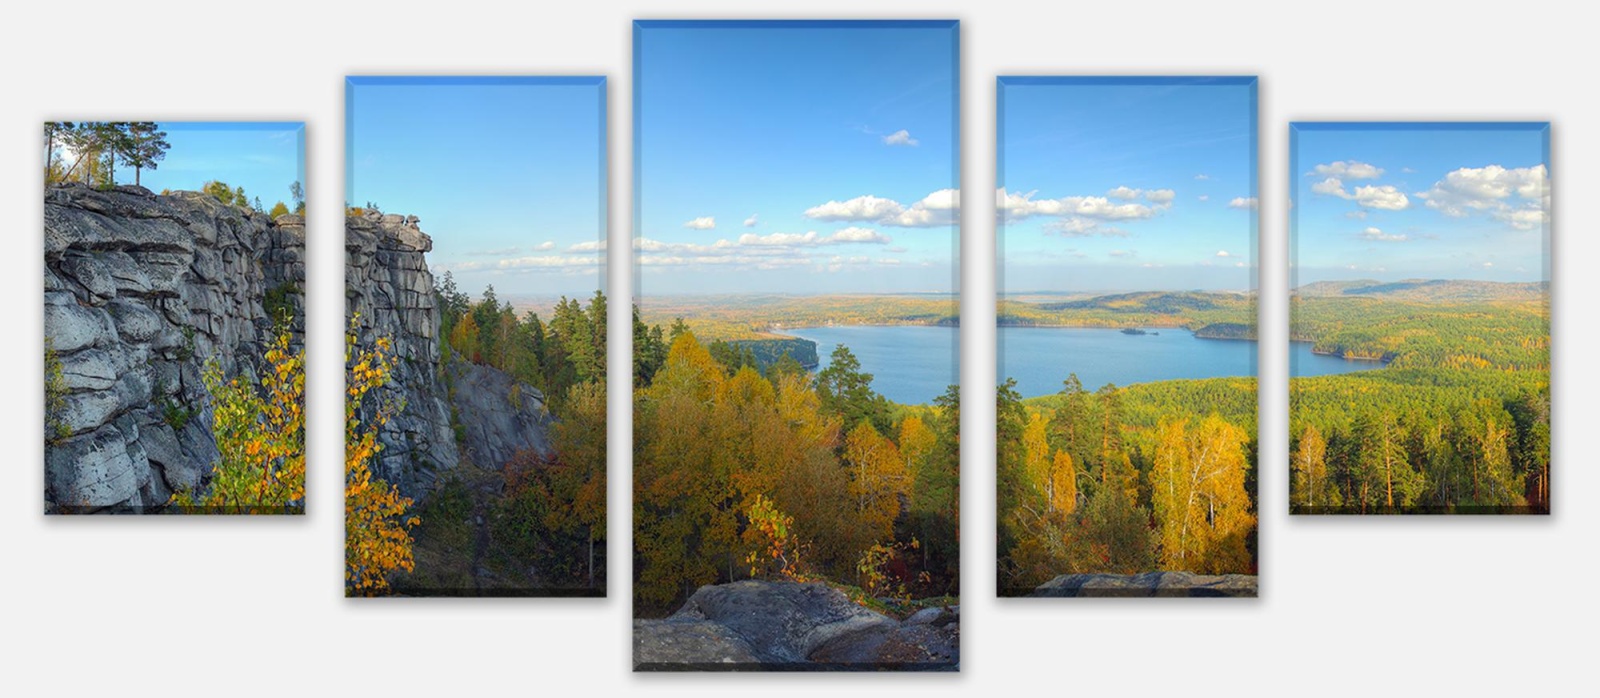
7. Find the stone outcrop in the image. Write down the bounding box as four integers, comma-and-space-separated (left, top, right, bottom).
43, 189, 553, 512
345, 212, 458, 494
44, 184, 304, 512
633, 580, 959, 670
1032, 571, 1259, 598
447, 361, 552, 470
345, 212, 551, 497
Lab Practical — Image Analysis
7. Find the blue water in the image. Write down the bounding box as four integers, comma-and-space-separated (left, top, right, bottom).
787, 326, 960, 406
787, 325, 1383, 403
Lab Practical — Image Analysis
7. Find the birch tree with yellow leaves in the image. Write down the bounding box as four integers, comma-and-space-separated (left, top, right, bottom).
345, 323, 419, 595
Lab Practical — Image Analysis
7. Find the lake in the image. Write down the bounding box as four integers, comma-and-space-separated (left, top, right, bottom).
787, 325, 1384, 403
787, 326, 960, 405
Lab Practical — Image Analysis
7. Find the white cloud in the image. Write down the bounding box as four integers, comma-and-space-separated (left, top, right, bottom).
882, 129, 919, 146
1311, 177, 1409, 210
1481, 261, 1495, 268
568, 240, 606, 252
737, 227, 891, 247
536, 241, 556, 251
1351, 185, 1409, 210
828, 226, 890, 243
1415, 164, 1549, 230
807, 189, 958, 228
1215, 250, 1235, 257
1106, 186, 1142, 200
1310, 160, 1384, 180
439, 250, 601, 274
1143, 188, 1176, 204
497, 255, 600, 270
683, 216, 716, 230
1228, 197, 1258, 210
1108, 249, 1135, 258
1345, 210, 1368, 220
1197, 195, 1210, 202
1044, 218, 1127, 238
1358, 226, 1408, 242
805, 195, 908, 222
1310, 177, 1346, 197
737, 232, 822, 247
886, 188, 960, 227
999, 188, 1164, 222
1194, 174, 1211, 181
743, 214, 759, 227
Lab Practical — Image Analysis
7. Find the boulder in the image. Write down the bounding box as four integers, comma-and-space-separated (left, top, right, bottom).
1032, 571, 1259, 598
632, 619, 761, 667
634, 580, 959, 670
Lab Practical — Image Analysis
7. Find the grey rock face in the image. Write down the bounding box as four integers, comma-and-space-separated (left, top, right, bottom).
345, 212, 457, 496
633, 580, 959, 670
1032, 571, 1259, 598
345, 212, 552, 497
449, 362, 552, 470
43, 184, 304, 513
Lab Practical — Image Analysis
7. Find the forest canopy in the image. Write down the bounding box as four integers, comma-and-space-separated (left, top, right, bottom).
633, 325, 959, 616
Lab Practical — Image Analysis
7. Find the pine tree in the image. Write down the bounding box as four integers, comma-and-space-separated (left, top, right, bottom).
123, 122, 169, 187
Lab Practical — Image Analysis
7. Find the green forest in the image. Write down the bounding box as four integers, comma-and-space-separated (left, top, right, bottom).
632, 322, 959, 617
994, 290, 1259, 593
350, 274, 608, 595
1289, 290, 1550, 514
997, 374, 1259, 593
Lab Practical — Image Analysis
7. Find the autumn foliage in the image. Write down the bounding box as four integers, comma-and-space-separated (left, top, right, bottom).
344, 323, 419, 595
634, 331, 959, 615
998, 374, 1258, 591
170, 327, 305, 513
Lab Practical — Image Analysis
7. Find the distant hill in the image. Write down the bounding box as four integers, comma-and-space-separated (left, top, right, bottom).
1036, 290, 1242, 314
1295, 279, 1548, 302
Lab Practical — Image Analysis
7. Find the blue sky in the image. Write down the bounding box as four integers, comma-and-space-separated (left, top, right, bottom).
635, 20, 959, 295
999, 77, 1258, 294
102, 122, 304, 208
347, 77, 605, 299
1291, 123, 1551, 285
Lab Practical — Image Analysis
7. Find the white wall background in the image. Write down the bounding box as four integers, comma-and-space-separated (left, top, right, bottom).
2, 1, 1591, 695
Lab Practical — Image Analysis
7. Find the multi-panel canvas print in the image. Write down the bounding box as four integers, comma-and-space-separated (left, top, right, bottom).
344, 76, 607, 595
45, 121, 306, 514
996, 77, 1260, 597
631, 20, 960, 670
1289, 122, 1551, 515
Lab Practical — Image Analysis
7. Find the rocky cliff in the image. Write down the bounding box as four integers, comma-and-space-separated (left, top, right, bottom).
633, 580, 959, 670
44, 184, 304, 512
43, 189, 555, 513
1031, 571, 1258, 597
345, 212, 552, 497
